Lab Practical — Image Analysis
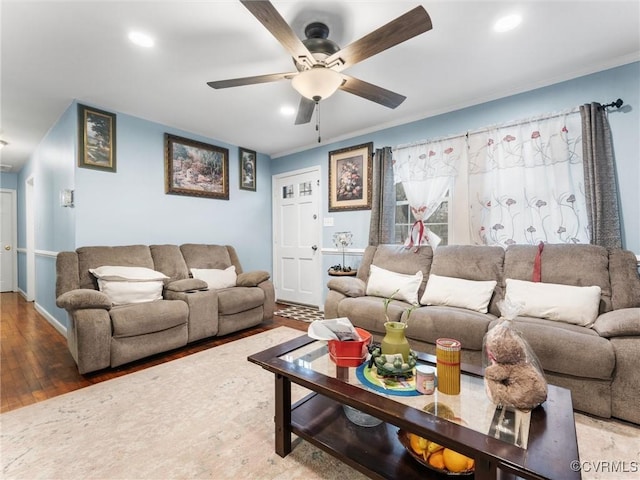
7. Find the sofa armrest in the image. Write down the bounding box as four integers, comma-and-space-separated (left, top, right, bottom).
165, 278, 209, 293
592, 308, 640, 337
327, 277, 366, 298
56, 289, 112, 311
237, 270, 270, 287
257, 279, 275, 320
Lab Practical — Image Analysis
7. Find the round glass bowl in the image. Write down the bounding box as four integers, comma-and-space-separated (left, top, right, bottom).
343, 405, 384, 427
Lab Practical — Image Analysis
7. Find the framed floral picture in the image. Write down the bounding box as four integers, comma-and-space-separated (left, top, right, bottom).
78, 104, 117, 172
328, 142, 373, 211
239, 147, 257, 191
164, 133, 229, 199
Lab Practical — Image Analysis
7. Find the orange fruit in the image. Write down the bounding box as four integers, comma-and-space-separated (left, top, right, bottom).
408, 433, 428, 455
443, 448, 473, 473
428, 451, 445, 470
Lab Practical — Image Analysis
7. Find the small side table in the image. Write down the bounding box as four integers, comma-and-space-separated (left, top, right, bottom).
328, 269, 357, 277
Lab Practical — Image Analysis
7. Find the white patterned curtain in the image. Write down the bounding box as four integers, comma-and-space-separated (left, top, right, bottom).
393, 137, 466, 248
467, 112, 589, 247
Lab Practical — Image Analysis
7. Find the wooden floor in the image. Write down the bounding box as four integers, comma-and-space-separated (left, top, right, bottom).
0, 292, 307, 414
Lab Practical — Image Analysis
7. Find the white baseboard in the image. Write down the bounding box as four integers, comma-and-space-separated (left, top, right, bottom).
35, 302, 67, 338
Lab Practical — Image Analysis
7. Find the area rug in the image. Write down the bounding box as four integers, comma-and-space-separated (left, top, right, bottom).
1, 327, 639, 480
274, 304, 324, 323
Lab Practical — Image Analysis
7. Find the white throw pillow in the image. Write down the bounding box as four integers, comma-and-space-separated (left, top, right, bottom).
366, 264, 423, 305
504, 278, 601, 327
97, 279, 164, 305
191, 266, 237, 289
89, 265, 168, 282
420, 274, 497, 313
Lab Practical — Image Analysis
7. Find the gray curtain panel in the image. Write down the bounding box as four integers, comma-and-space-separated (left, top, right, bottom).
368, 146, 395, 246
580, 103, 622, 248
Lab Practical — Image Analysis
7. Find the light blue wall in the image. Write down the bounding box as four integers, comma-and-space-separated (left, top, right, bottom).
274, 62, 640, 259
17, 102, 76, 324
0, 172, 18, 189
74, 108, 273, 272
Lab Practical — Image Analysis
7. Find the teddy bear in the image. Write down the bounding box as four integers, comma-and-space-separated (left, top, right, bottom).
483, 322, 548, 411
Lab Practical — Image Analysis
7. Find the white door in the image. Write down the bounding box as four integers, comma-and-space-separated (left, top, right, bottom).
273, 167, 322, 307
0, 189, 17, 292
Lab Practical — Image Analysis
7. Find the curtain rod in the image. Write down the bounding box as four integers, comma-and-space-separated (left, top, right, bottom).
396, 99, 624, 149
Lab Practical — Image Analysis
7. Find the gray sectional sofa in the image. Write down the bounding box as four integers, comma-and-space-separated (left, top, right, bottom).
56, 244, 275, 374
325, 244, 640, 424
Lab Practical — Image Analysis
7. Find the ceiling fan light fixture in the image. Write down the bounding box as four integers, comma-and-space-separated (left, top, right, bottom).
291, 66, 343, 101
494, 14, 522, 33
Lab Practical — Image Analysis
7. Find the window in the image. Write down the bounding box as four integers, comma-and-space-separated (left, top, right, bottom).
395, 183, 449, 245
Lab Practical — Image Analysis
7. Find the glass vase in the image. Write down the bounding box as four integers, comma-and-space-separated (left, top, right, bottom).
381, 321, 411, 362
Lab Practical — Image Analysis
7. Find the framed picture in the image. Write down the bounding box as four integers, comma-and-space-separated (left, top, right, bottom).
78, 104, 117, 172
164, 133, 229, 200
328, 142, 373, 212
239, 147, 257, 191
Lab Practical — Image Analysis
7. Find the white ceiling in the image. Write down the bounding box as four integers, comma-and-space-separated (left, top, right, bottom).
1, 0, 639, 173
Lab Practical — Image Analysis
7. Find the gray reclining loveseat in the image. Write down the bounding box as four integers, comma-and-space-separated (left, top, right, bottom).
56, 244, 275, 374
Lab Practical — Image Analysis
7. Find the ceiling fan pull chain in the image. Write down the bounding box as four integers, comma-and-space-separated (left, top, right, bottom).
315, 101, 321, 143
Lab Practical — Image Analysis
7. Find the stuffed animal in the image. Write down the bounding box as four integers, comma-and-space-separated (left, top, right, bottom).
484, 323, 548, 410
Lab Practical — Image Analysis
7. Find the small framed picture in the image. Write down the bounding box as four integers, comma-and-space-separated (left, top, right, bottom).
78, 104, 117, 172
239, 147, 257, 191
164, 133, 229, 199
328, 142, 373, 211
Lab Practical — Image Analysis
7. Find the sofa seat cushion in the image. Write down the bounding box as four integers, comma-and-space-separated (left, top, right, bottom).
339, 296, 407, 333
110, 300, 188, 338
406, 306, 496, 351
217, 287, 264, 315
489, 317, 615, 380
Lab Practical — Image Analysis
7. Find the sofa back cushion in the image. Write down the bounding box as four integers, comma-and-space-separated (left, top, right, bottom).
504, 244, 612, 313
361, 245, 433, 301
429, 245, 505, 316
180, 244, 242, 274
76, 245, 154, 290
150, 244, 190, 282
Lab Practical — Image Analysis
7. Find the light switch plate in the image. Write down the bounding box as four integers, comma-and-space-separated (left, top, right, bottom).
323, 217, 334, 227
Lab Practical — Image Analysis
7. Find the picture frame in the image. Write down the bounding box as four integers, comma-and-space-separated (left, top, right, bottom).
239, 147, 257, 191
78, 104, 117, 172
164, 133, 229, 200
328, 142, 373, 212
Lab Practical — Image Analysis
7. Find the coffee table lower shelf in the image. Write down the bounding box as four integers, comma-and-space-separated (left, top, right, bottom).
290, 392, 456, 480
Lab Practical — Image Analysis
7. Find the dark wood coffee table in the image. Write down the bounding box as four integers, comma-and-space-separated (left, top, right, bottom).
248, 334, 581, 480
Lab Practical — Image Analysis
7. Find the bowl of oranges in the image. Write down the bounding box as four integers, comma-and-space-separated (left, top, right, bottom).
397, 430, 475, 476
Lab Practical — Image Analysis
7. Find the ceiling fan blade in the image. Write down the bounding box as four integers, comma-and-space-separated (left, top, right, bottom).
240, 0, 316, 67
295, 97, 316, 125
325, 6, 432, 72
207, 72, 296, 89
339, 75, 406, 109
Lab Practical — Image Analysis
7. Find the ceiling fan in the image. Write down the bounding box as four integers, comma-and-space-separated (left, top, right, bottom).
207, 1, 433, 126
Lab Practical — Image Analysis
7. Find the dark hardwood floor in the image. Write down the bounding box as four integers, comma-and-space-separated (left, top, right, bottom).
0, 292, 307, 414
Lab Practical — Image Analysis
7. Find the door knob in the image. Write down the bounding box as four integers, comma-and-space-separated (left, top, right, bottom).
311, 245, 318, 251
4, 245, 10, 251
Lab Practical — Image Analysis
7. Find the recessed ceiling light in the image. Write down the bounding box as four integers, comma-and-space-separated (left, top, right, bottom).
128, 31, 154, 48
494, 14, 522, 33
280, 105, 296, 116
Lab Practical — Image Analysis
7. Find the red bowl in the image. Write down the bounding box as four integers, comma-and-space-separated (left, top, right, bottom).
328, 327, 372, 367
